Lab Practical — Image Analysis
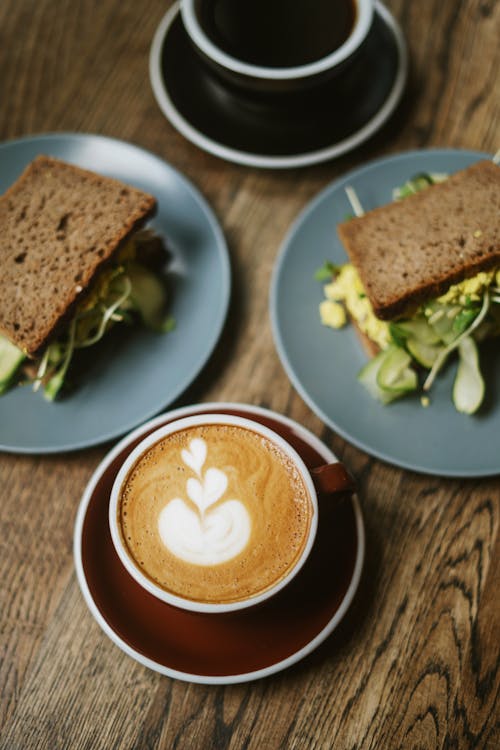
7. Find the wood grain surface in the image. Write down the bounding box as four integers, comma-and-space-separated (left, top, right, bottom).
0, 1, 499, 748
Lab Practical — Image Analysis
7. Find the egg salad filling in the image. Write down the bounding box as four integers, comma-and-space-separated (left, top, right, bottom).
0, 230, 174, 400
317, 173, 500, 414
320, 264, 391, 350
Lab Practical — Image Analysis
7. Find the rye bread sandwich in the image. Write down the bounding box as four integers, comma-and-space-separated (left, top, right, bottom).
318, 159, 500, 414
0, 156, 173, 399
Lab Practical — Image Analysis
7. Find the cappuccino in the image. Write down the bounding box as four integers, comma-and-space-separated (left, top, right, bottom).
116, 421, 313, 605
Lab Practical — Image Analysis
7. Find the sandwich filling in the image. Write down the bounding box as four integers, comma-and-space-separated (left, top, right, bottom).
321, 264, 500, 349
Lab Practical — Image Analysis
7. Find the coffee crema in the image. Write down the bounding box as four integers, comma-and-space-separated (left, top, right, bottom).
118, 423, 313, 604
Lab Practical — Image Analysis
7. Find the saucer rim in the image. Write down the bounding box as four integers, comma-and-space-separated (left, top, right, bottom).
149, 1, 408, 169
73, 402, 365, 685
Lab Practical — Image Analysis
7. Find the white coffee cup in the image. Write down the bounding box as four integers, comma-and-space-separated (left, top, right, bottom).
109, 413, 353, 614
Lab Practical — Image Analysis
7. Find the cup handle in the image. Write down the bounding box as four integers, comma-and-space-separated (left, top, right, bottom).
310, 462, 356, 496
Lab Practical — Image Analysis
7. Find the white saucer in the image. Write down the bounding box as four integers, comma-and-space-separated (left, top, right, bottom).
149, 1, 408, 169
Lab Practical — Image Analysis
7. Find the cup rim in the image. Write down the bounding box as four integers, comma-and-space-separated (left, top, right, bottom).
109, 412, 319, 614
180, 0, 374, 81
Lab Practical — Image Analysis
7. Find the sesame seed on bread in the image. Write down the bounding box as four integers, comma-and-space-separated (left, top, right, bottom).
337, 160, 500, 320
0, 155, 157, 356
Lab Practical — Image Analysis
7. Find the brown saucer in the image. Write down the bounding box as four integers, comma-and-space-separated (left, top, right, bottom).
74, 403, 364, 683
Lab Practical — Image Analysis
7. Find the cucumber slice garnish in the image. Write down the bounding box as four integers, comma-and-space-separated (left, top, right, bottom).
0, 336, 25, 393
424, 290, 490, 393
390, 318, 440, 346
406, 337, 442, 368
426, 303, 461, 344
390, 318, 443, 367
358, 351, 400, 404
127, 262, 173, 332
377, 346, 418, 393
452, 336, 484, 414
358, 346, 417, 404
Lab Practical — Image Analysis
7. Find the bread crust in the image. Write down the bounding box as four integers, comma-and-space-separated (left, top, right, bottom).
338, 160, 500, 320
0, 156, 157, 356
352, 320, 381, 358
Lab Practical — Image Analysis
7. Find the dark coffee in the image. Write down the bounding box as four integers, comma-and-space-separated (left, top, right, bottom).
199, 0, 357, 68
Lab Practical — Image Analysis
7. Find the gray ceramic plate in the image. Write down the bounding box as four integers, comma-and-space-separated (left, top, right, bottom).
0, 134, 230, 454
271, 149, 499, 477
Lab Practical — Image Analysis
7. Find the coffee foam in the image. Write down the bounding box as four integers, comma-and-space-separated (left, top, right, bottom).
119, 424, 313, 604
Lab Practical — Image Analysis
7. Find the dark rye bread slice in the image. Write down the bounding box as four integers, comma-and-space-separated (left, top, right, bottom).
0, 155, 156, 356
337, 160, 500, 321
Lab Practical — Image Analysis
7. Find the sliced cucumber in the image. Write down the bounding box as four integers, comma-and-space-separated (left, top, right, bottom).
358, 351, 401, 404
452, 336, 485, 414
377, 346, 418, 393
406, 337, 443, 368
390, 318, 440, 346
127, 262, 172, 332
0, 336, 25, 393
358, 346, 417, 404
426, 303, 460, 344
390, 317, 442, 367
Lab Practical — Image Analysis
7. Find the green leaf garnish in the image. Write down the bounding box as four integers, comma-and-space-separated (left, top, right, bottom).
315, 261, 339, 282
452, 307, 480, 335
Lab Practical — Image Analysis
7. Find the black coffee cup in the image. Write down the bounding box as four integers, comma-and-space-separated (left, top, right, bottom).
181, 0, 374, 95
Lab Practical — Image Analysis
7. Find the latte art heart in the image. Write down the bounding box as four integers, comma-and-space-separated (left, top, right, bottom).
186, 467, 228, 513
158, 437, 250, 565
158, 498, 251, 565
181, 438, 206, 476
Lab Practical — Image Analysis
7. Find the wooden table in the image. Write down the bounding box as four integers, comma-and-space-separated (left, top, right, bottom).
1, 1, 499, 747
